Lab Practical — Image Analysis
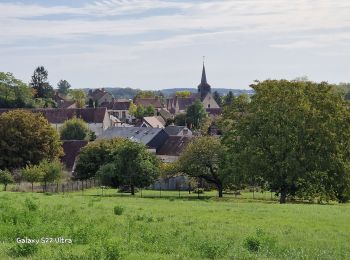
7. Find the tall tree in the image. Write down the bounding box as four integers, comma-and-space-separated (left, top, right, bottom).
21, 164, 43, 192
176, 91, 191, 98
224, 91, 234, 106
185, 100, 207, 129
30, 66, 54, 98
213, 91, 222, 106
97, 140, 159, 195
0, 110, 63, 170
69, 89, 86, 108
224, 80, 350, 203
0, 72, 34, 108
177, 136, 229, 197
57, 80, 71, 96
59, 117, 90, 140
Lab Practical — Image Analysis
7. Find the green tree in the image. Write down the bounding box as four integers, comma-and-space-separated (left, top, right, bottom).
69, 89, 86, 108
225, 80, 350, 203
0, 72, 34, 108
186, 100, 207, 129
224, 91, 234, 106
0, 110, 63, 170
213, 91, 222, 106
40, 159, 63, 191
174, 113, 187, 126
97, 140, 159, 195
134, 105, 145, 119
176, 91, 191, 98
30, 66, 54, 98
144, 105, 155, 116
74, 139, 124, 180
59, 117, 90, 140
57, 80, 71, 96
177, 136, 229, 197
21, 164, 43, 192
0, 169, 14, 191
135, 90, 156, 99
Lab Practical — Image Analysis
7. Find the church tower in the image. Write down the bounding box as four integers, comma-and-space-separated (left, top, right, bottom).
197, 62, 211, 99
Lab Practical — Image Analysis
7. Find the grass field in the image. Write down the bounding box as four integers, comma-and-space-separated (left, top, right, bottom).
0, 189, 349, 259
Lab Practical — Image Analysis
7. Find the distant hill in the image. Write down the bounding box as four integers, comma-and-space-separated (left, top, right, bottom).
82, 87, 254, 99
160, 88, 254, 97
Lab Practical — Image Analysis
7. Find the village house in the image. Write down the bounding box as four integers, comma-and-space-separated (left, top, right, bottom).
134, 97, 163, 113
97, 127, 168, 152
88, 88, 113, 106
0, 107, 111, 137
100, 99, 134, 123
139, 116, 166, 128
164, 125, 192, 136
60, 140, 88, 172
166, 63, 221, 115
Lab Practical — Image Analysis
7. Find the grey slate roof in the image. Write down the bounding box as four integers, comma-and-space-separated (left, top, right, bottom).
98, 127, 169, 150
164, 126, 186, 136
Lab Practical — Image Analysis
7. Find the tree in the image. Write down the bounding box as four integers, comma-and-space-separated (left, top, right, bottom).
97, 140, 159, 195
73, 139, 124, 180
174, 113, 187, 126
0, 169, 14, 191
30, 66, 54, 98
57, 80, 71, 96
69, 89, 86, 108
59, 117, 90, 140
176, 91, 191, 98
0, 72, 34, 108
177, 136, 229, 197
135, 90, 156, 99
225, 80, 350, 203
144, 105, 155, 116
213, 91, 222, 106
40, 159, 63, 191
128, 101, 137, 116
134, 105, 145, 119
224, 91, 234, 106
0, 110, 63, 170
186, 100, 207, 129
21, 164, 43, 192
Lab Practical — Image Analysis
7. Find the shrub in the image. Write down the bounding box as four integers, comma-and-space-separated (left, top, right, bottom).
8, 243, 38, 257
24, 198, 38, 211
193, 188, 204, 194
244, 236, 261, 252
114, 206, 124, 216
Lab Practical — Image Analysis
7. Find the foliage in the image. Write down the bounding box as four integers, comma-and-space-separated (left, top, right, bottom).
145, 105, 155, 116
21, 164, 43, 191
159, 162, 179, 178
174, 113, 187, 126
128, 101, 137, 116
176, 91, 191, 98
8, 243, 38, 257
33, 97, 57, 108
59, 117, 90, 140
0, 169, 14, 191
177, 136, 229, 197
69, 89, 86, 108
97, 140, 160, 195
30, 66, 54, 98
57, 80, 71, 96
213, 91, 222, 106
185, 100, 207, 129
224, 80, 350, 203
74, 138, 124, 180
224, 91, 234, 106
0, 110, 63, 170
135, 90, 156, 99
0, 72, 34, 108
39, 159, 63, 188
114, 206, 124, 216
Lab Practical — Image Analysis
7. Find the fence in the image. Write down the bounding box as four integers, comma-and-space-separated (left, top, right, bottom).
11, 179, 100, 193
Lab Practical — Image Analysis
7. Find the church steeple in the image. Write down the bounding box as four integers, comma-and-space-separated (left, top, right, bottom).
197, 59, 211, 99
201, 62, 207, 84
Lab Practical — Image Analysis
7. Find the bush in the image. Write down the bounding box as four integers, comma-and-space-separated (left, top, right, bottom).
114, 206, 124, 216
193, 188, 204, 194
59, 117, 90, 140
8, 243, 38, 257
244, 236, 261, 252
24, 198, 38, 211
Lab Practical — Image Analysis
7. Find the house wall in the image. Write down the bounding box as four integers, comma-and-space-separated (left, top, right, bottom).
108, 109, 134, 123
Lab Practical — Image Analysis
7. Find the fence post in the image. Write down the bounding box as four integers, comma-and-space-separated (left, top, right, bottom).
62, 184, 64, 195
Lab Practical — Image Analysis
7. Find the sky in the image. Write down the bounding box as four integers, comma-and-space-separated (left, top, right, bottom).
1, 0, 350, 90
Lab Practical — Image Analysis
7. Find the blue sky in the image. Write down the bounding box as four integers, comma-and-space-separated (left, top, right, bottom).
1, 0, 350, 90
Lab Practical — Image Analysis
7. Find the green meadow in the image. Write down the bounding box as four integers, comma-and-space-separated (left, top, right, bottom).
0, 189, 349, 259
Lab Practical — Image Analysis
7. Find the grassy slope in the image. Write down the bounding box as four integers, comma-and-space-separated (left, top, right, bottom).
0, 190, 349, 259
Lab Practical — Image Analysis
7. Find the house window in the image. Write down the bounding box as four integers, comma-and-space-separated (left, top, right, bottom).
208, 104, 210, 108
122, 111, 126, 118
115, 112, 119, 118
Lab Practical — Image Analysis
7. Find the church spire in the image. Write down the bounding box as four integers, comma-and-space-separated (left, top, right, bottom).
201, 62, 207, 84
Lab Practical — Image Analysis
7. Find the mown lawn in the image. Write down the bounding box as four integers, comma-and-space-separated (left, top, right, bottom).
0, 189, 349, 259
